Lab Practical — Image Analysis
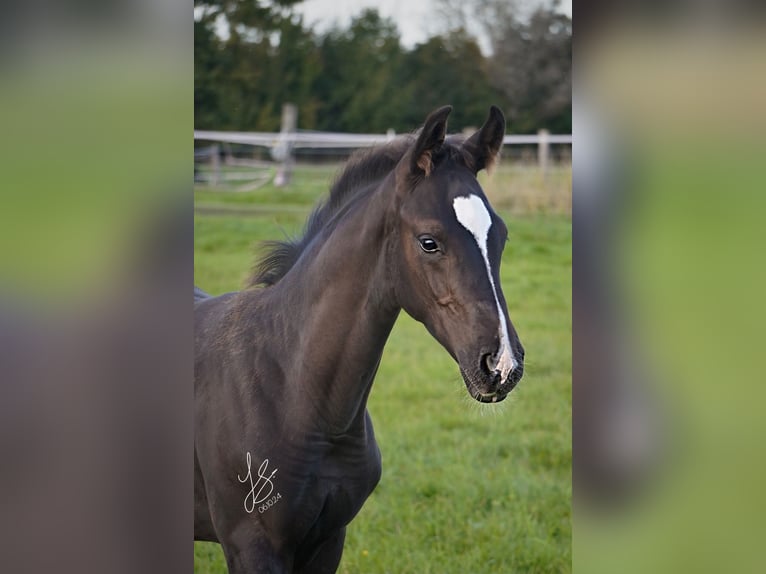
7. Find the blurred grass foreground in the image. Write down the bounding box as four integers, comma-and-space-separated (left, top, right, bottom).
194, 161, 572, 573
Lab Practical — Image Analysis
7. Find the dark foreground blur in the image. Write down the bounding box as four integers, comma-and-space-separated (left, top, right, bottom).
574, 1, 766, 572
0, 1, 192, 573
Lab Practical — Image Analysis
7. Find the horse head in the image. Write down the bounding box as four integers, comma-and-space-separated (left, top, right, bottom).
390, 105, 525, 403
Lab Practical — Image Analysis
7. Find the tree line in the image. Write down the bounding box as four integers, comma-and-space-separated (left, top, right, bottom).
194, 0, 571, 134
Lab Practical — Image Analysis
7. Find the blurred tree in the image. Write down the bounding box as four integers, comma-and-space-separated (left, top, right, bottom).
194, 1, 570, 134
260, 16, 322, 130
194, 0, 302, 42
491, 3, 571, 133
313, 10, 404, 132
395, 29, 503, 132
194, 11, 223, 130
194, 0, 318, 131
313, 10, 505, 133
436, 0, 572, 133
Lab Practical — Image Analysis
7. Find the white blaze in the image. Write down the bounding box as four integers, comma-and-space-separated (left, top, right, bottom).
452, 194, 516, 381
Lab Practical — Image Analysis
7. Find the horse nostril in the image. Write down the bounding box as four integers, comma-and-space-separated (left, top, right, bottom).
482, 352, 499, 376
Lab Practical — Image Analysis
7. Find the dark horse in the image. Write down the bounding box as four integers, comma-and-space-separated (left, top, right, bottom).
194, 106, 525, 573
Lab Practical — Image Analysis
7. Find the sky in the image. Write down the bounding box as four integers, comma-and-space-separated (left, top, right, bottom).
294, 0, 572, 50
294, 0, 439, 48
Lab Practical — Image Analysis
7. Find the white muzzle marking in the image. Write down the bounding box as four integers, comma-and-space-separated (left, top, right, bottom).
452, 194, 515, 381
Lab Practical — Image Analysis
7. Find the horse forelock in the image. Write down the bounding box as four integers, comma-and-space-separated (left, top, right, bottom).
247, 135, 473, 288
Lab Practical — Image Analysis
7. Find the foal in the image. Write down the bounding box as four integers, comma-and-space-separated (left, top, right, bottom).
194, 105, 524, 573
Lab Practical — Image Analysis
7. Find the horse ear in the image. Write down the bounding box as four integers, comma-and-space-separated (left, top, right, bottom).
409, 105, 452, 176
462, 105, 506, 173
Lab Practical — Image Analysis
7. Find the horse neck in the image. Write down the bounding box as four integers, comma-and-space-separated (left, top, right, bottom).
269, 177, 400, 435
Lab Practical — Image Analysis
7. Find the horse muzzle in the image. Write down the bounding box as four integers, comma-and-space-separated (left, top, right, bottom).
460, 347, 524, 403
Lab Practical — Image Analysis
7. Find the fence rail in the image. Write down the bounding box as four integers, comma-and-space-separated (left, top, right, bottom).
193, 130, 572, 148
194, 128, 571, 188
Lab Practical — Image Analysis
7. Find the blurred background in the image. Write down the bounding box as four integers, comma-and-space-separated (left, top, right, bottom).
0, 1, 191, 574
574, 1, 766, 573
193, 0, 572, 212
194, 0, 571, 134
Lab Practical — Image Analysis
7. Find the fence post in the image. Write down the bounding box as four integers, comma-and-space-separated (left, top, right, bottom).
274, 103, 297, 187
211, 144, 220, 186
538, 129, 549, 177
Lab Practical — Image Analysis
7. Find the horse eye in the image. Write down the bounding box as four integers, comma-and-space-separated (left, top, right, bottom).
418, 235, 439, 253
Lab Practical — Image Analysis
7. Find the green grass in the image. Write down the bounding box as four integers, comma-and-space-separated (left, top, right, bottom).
194, 164, 571, 573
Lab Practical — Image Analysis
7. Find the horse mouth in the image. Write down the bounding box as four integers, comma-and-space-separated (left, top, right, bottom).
473, 390, 508, 403
470, 380, 516, 403
460, 364, 523, 403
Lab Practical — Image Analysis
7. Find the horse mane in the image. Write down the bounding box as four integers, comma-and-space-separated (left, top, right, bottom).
248, 134, 470, 288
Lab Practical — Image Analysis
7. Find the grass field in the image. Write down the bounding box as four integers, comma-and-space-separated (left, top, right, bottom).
194, 163, 571, 573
